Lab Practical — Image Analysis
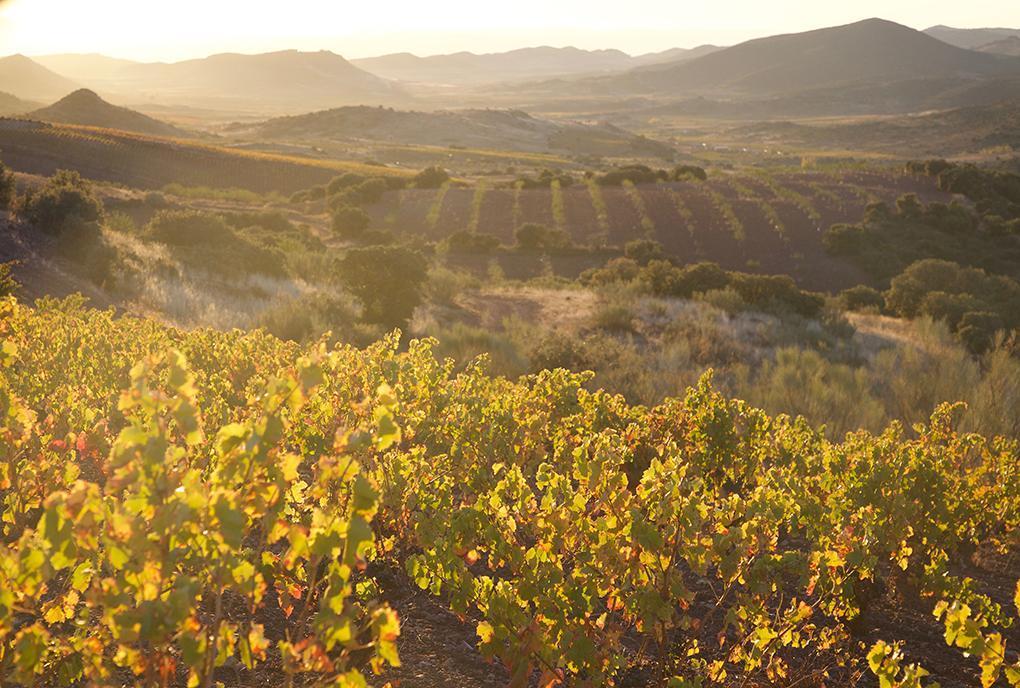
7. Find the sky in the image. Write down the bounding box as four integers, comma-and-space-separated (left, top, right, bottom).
1, 0, 1020, 62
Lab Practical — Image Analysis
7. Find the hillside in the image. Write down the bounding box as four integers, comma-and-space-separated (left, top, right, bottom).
229, 105, 676, 157
924, 24, 1020, 49
32, 53, 140, 84
63, 50, 408, 112
978, 36, 1020, 57
27, 89, 189, 137
0, 54, 79, 101
584, 19, 1020, 98
0, 119, 412, 193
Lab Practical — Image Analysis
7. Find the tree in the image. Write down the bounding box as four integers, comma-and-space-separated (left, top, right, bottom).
0, 161, 15, 211
331, 205, 371, 239
413, 166, 450, 189
671, 165, 707, 182
624, 239, 665, 265
336, 246, 428, 327
19, 170, 103, 234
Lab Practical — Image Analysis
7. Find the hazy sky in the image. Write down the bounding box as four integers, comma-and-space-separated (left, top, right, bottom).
2, 0, 1019, 61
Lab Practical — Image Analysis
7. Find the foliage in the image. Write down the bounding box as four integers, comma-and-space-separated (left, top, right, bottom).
335, 246, 428, 327
514, 223, 572, 252
331, 205, 372, 240
18, 170, 104, 235
443, 229, 501, 254
0, 262, 19, 297
839, 285, 885, 312
412, 166, 450, 189
0, 160, 15, 211
0, 297, 1017, 687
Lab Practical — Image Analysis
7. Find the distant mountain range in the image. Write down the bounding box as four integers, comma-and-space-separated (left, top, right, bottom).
923, 25, 1020, 49
27, 89, 189, 137
227, 105, 676, 158
350, 45, 722, 85
0, 91, 37, 116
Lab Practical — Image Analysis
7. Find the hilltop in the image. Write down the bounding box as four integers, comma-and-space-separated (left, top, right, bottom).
588, 19, 1020, 97
924, 24, 1020, 49
27, 89, 189, 137
228, 105, 676, 157
0, 91, 35, 116
0, 54, 79, 101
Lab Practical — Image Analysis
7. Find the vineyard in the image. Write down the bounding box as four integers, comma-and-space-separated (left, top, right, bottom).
370, 170, 952, 290
1, 296, 1018, 687
0, 120, 413, 194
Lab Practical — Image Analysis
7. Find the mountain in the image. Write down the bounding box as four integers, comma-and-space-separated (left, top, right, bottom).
582, 19, 1020, 98
227, 105, 676, 158
27, 89, 189, 137
61, 50, 407, 113
33, 54, 139, 84
0, 54, 79, 101
352, 46, 643, 85
977, 36, 1020, 57
924, 25, 1020, 49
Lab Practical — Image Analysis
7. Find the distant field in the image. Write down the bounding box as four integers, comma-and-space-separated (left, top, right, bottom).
368, 170, 952, 290
0, 119, 414, 193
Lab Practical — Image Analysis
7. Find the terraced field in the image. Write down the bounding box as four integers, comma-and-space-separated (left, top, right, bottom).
367, 170, 953, 290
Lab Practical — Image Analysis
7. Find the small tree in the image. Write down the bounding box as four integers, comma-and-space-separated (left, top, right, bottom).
624, 239, 665, 265
413, 166, 450, 189
514, 223, 571, 251
19, 170, 104, 234
331, 205, 371, 239
336, 246, 428, 327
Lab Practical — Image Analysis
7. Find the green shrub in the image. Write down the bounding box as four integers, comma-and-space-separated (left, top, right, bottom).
331, 205, 371, 239
0, 261, 19, 296
413, 166, 450, 189
0, 161, 15, 211
444, 230, 501, 254
147, 210, 234, 246
514, 223, 571, 251
671, 165, 707, 182
19, 170, 104, 234
839, 285, 885, 312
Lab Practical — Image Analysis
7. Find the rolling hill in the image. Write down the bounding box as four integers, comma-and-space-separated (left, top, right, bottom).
924, 25, 1020, 49
32, 53, 140, 84
27, 89, 189, 137
0, 54, 79, 101
228, 105, 676, 158
586, 19, 1020, 97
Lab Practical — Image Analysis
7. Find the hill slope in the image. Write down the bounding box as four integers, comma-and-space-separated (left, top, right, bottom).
0, 91, 35, 116
0, 54, 79, 101
228, 105, 675, 157
589, 19, 1020, 97
28, 89, 189, 137
32, 53, 139, 84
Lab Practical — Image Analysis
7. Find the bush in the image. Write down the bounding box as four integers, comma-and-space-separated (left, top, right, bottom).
223, 211, 295, 234
444, 230, 501, 254
0, 261, 19, 296
336, 246, 428, 327
147, 210, 234, 246
19, 170, 104, 234
331, 206, 371, 239
413, 166, 450, 189
514, 223, 571, 251
597, 165, 665, 187
624, 239, 665, 265
957, 311, 1005, 355
840, 285, 885, 312
528, 332, 592, 372
671, 165, 707, 182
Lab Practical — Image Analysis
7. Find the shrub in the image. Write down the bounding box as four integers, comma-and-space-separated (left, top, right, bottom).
147, 210, 234, 246
624, 239, 665, 265
19, 170, 104, 234
514, 223, 571, 251
336, 246, 428, 327
331, 205, 371, 239
223, 211, 295, 234
840, 285, 885, 312
671, 165, 707, 182
528, 332, 592, 372
0, 261, 19, 296
444, 230, 501, 254
326, 173, 366, 196
597, 165, 664, 187
957, 311, 1005, 355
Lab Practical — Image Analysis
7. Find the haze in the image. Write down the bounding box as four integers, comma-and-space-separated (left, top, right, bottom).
3, 0, 1020, 60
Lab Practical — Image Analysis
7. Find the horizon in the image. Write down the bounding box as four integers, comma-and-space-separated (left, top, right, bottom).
2, 0, 1020, 62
